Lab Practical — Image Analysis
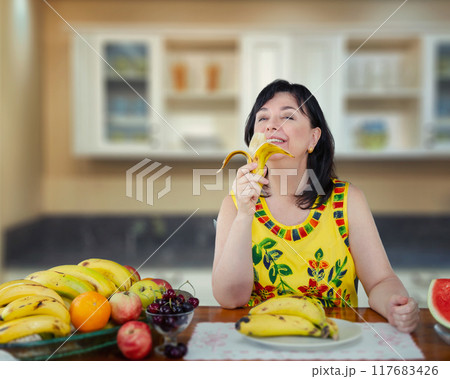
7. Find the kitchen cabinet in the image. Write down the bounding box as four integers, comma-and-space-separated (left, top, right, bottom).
162, 35, 240, 156
341, 36, 424, 157
73, 32, 164, 157
72, 28, 450, 160
73, 30, 241, 159
423, 35, 450, 151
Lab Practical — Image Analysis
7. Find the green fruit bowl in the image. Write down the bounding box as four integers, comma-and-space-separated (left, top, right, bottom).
0, 325, 120, 360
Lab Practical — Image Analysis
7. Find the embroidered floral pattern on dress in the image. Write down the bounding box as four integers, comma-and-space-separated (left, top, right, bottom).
254, 200, 326, 241
248, 282, 277, 306
298, 248, 352, 307
298, 278, 329, 298
332, 180, 350, 251
248, 237, 296, 304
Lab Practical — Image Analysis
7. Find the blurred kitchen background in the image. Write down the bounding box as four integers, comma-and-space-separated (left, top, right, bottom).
1, 0, 450, 308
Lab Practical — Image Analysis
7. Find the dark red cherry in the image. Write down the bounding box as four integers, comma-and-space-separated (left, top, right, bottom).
188, 297, 199, 308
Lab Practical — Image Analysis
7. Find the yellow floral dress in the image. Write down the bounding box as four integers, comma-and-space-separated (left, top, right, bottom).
231, 179, 358, 307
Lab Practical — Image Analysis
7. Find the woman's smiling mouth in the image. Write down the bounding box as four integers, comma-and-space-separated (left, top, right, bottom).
266, 138, 286, 145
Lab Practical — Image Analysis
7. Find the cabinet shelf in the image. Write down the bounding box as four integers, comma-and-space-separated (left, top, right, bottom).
345, 88, 421, 100
165, 90, 238, 102
108, 115, 149, 127
336, 149, 450, 160
106, 73, 147, 82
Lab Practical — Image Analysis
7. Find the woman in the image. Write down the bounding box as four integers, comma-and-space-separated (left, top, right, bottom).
212, 79, 419, 333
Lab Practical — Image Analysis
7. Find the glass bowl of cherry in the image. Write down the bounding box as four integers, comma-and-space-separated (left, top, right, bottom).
145, 288, 199, 358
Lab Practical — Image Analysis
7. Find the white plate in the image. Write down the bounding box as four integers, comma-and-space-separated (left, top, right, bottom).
240, 318, 362, 350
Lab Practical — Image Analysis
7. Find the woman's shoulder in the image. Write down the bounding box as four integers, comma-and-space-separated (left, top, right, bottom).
331, 179, 365, 201
329, 179, 370, 218
346, 182, 367, 204
345, 182, 373, 226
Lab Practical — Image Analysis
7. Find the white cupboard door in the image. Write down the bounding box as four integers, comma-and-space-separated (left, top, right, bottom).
73, 33, 163, 157
73, 32, 98, 156
292, 35, 345, 152
240, 34, 292, 145
423, 35, 450, 151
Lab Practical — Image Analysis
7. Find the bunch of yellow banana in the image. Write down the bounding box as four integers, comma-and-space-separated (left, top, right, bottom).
0, 280, 71, 343
25, 270, 96, 300
0, 280, 65, 308
50, 264, 117, 298
78, 258, 136, 291
1, 295, 70, 324
0, 258, 136, 343
235, 295, 339, 340
0, 315, 71, 344
217, 132, 294, 180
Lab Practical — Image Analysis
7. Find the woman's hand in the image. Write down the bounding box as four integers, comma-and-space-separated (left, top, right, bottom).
386, 294, 420, 333
233, 162, 268, 216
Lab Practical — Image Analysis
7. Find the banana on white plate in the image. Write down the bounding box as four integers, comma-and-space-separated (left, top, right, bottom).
236, 295, 339, 340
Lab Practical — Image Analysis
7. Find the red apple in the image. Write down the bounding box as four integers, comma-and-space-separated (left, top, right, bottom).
147, 278, 172, 291
124, 265, 141, 282
117, 321, 152, 360
109, 291, 142, 324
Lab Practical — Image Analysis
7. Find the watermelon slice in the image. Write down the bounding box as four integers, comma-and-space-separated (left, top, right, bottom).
428, 279, 450, 328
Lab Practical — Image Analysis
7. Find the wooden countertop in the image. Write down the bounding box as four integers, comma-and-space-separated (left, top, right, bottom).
66, 306, 450, 361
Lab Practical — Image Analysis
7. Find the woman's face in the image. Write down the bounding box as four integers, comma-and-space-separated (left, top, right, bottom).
253, 91, 321, 164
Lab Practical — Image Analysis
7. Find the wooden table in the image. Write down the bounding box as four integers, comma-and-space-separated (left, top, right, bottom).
70, 307, 450, 360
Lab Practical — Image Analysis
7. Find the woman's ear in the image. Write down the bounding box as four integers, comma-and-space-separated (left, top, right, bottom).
311, 127, 321, 148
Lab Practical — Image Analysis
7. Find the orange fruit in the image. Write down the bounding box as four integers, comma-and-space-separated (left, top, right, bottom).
69, 291, 111, 332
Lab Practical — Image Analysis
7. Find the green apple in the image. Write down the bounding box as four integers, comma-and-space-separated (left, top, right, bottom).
148, 278, 172, 291
129, 279, 161, 308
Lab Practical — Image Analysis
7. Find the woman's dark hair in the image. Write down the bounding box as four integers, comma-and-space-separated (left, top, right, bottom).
244, 79, 336, 209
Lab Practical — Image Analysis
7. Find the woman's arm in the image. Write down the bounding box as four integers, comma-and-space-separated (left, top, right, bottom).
212, 195, 254, 308
347, 184, 419, 333
212, 162, 268, 308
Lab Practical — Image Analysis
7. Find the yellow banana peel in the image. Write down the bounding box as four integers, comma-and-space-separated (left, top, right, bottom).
217, 132, 294, 179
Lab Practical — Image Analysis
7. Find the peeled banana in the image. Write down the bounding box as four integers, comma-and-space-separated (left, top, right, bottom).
249, 295, 326, 328
50, 265, 117, 298
0, 295, 70, 324
0, 315, 71, 343
78, 258, 136, 291
235, 314, 326, 338
0, 282, 65, 308
25, 270, 95, 300
218, 132, 294, 179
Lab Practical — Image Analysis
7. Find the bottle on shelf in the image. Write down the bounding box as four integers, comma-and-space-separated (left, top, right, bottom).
205, 62, 220, 92
172, 61, 188, 92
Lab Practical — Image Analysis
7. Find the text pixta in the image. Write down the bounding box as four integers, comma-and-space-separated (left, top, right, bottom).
312, 366, 356, 378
